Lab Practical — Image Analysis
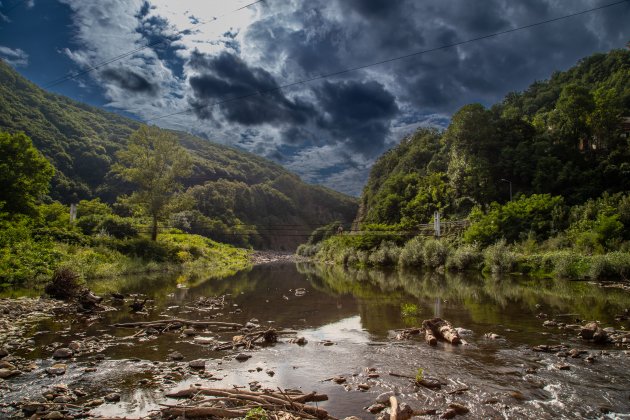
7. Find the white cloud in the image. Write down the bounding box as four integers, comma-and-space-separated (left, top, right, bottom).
0, 45, 28, 67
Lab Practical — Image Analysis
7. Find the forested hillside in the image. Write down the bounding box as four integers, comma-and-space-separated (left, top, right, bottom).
358, 49, 630, 227
0, 60, 357, 249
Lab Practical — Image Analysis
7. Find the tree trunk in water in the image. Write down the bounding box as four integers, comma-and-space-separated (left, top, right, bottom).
151, 215, 158, 241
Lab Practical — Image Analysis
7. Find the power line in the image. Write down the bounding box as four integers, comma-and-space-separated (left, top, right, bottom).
146, 0, 630, 123
43, 0, 264, 89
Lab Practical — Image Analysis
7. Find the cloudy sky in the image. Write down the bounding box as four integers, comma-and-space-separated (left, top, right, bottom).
1, 0, 628, 195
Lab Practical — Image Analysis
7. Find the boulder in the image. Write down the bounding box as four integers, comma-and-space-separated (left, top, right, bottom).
52, 348, 73, 359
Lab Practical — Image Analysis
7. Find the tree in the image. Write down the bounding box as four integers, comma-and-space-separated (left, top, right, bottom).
112, 126, 192, 240
0, 131, 54, 216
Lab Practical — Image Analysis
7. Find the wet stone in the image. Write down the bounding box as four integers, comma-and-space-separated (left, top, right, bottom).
0, 368, 20, 378
52, 348, 73, 359
46, 364, 67, 375
188, 359, 206, 369
367, 403, 386, 413
333, 376, 346, 384
104, 392, 121, 402
235, 353, 251, 361
448, 403, 469, 414
376, 391, 395, 404
168, 351, 184, 361
358, 383, 370, 391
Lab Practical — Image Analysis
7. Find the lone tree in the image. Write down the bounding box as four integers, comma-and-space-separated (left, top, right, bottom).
0, 131, 54, 216
112, 125, 192, 241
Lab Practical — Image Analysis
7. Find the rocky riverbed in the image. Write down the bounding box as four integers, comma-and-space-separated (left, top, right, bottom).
1, 263, 629, 419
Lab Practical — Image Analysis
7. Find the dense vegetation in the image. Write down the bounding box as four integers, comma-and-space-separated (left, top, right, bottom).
0, 60, 357, 249
304, 49, 630, 280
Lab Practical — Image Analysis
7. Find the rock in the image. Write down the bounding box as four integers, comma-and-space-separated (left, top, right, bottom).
332, 376, 346, 384
322, 340, 334, 346
104, 392, 121, 402
580, 322, 599, 340
543, 320, 557, 327
244, 322, 259, 329
266, 369, 275, 376
398, 402, 413, 420
375, 391, 395, 404
368, 373, 380, 378
43, 411, 65, 419
188, 359, 206, 369
68, 341, 82, 351
485, 333, 502, 340
85, 398, 104, 407
367, 403, 386, 413
418, 378, 442, 389
509, 390, 528, 401
290, 336, 308, 345
448, 403, 469, 414
53, 395, 73, 403
0, 348, 8, 358
0, 368, 19, 378
0, 361, 16, 369
168, 351, 184, 361
358, 383, 370, 391
235, 353, 251, 361
593, 328, 609, 344
46, 364, 67, 375
183, 328, 197, 336
441, 408, 457, 419
52, 348, 73, 359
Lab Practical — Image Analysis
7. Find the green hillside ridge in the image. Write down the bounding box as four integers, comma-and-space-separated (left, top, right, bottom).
300, 49, 630, 280
0, 60, 358, 249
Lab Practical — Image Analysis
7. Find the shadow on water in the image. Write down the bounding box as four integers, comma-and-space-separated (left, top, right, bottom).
3, 262, 630, 418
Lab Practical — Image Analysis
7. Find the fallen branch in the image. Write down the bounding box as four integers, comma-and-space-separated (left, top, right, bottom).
111, 318, 243, 329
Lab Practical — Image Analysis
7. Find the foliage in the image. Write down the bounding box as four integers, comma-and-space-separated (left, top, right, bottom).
0, 131, 54, 215
112, 126, 193, 240
245, 407, 268, 420
399, 236, 425, 267
464, 194, 565, 246
422, 239, 449, 268
415, 368, 424, 383
358, 49, 630, 229
483, 240, 516, 274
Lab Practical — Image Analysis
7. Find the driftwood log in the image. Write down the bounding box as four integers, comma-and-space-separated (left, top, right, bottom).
111, 319, 244, 329
164, 387, 332, 419
422, 318, 461, 345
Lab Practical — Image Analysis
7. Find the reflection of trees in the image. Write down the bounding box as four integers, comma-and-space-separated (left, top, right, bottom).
299, 262, 630, 327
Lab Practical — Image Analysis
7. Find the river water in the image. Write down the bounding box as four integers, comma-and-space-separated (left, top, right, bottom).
2, 262, 630, 419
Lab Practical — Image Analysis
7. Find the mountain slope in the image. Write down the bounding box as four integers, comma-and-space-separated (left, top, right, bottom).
357, 49, 630, 227
0, 60, 358, 249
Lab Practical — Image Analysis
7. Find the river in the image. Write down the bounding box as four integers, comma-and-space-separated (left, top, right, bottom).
2, 262, 630, 419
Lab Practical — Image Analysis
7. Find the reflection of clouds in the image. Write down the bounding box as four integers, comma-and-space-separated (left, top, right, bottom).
301, 315, 371, 344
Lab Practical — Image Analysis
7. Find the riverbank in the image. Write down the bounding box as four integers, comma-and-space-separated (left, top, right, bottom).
0, 263, 629, 418
299, 233, 630, 281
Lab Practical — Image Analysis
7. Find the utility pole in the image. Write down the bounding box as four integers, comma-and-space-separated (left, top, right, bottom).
500, 179, 512, 201
434, 211, 441, 238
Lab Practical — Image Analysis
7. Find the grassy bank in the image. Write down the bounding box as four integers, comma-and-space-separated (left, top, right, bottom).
0, 228, 250, 289
299, 233, 630, 281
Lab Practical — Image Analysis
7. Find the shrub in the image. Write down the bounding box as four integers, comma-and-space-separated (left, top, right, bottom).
368, 241, 401, 266
98, 215, 138, 239
446, 244, 482, 271
549, 251, 584, 279
399, 236, 424, 267
76, 214, 102, 236
44, 267, 83, 300
296, 243, 320, 257
588, 252, 630, 280
422, 239, 449, 268
483, 239, 515, 274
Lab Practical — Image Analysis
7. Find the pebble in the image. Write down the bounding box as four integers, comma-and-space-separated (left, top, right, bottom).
555, 363, 571, 370
358, 383, 370, 391
333, 376, 346, 384
194, 336, 215, 345
0, 348, 8, 358
85, 398, 104, 407
168, 351, 184, 361
235, 353, 251, 361
291, 336, 308, 345
485, 333, 502, 340
183, 328, 197, 336
448, 403, 469, 414
52, 348, 73, 359
43, 411, 64, 419
440, 408, 457, 419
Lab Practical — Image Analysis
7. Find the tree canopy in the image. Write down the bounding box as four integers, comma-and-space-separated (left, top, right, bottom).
0, 131, 54, 216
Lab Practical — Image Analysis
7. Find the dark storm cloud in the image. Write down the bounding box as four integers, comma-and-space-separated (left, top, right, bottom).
315, 80, 398, 156
100, 67, 158, 95
187, 50, 315, 125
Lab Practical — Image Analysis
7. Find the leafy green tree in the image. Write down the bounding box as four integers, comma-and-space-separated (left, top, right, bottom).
0, 131, 54, 216
112, 126, 192, 240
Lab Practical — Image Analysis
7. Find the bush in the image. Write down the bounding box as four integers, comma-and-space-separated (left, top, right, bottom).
296, 243, 320, 257
422, 239, 449, 268
98, 215, 138, 239
399, 236, 424, 267
76, 214, 102, 236
368, 241, 401, 266
44, 267, 83, 300
588, 252, 630, 280
483, 239, 515, 274
446, 244, 482, 271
